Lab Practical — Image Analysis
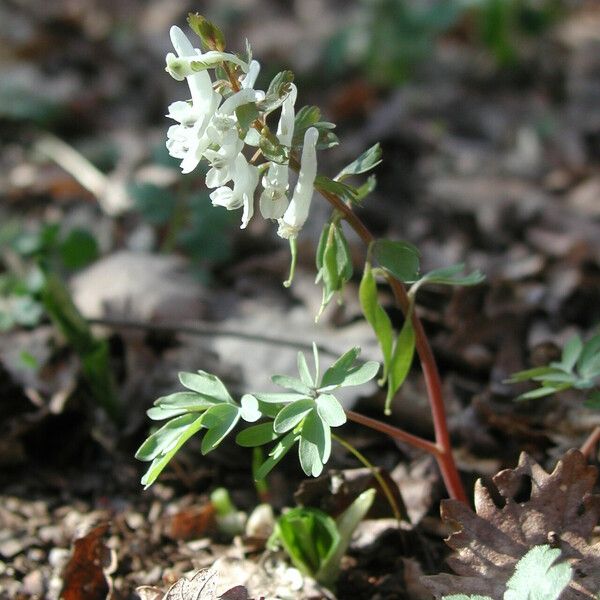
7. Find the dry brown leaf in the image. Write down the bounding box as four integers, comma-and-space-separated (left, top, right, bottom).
60, 522, 115, 600
137, 567, 253, 600
422, 449, 600, 599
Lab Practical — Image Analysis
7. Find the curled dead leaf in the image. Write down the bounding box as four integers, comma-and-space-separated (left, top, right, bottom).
60, 522, 115, 600
422, 450, 600, 599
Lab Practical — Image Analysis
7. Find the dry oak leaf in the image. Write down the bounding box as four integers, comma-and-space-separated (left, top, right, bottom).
422, 450, 600, 599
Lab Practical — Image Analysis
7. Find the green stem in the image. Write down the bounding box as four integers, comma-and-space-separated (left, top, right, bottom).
332, 433, 402, 522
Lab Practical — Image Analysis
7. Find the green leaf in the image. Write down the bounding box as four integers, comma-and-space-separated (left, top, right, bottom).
318, 488, 376, 587
187, 13, 226, 51
147, 406, 188, 420
299, 410, 330, 477
297, 351, 314, 387
252, 391, 309, 404
259, 127, 288, 164
135, 413, 199, 461
516, 384, 570, 401
271, 374, 313, 395
560, 335, 583, 372
255, 430, 299, 480
270, 507, 340, 578
235, 103, 259, 135
416, 263, 485, 287
505, 544, 572, 600
385, 317, 415, 414
315, 394, 346, 427
359, 262, 394, 382
354, 175, 377, 202
315, 222, 353, 319
138, 414, 205, 488
293, 106, 321, 145
273, 399, 315, 434
236, 422, 279, 447
320, 347, 379, 391
373, 239, 420, 282
506, 366, 558, 383
315, 123, 339, 150
59, 229, 98, 270
258, 70, 294, 115
577, 334, 600, 376
154, 391, 218, 411
336, 143, 382, 180
314, 175, 357, 204
178, 371, 233, 404
200, 403, 241, 454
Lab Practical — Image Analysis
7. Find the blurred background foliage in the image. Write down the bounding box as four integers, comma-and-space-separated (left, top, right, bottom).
0, 0, 587, 312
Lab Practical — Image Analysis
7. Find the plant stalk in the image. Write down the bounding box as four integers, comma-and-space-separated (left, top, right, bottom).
315, 185, 467, 503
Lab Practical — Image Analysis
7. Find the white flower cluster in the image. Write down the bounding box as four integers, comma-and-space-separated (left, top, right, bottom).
165, 26, 318, 238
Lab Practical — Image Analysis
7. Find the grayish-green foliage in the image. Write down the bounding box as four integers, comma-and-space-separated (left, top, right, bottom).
508, 333, 600, 406
136, 345, 379, 486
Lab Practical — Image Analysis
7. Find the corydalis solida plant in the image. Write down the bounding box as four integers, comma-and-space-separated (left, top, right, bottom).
136, 14, 485, 502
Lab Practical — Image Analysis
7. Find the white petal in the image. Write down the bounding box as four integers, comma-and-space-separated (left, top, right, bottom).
242, 60, 261, 89
210, 186, 236, 208
219, 88, 261, 115
277, 84, 297, 146
170, 26, 195, 58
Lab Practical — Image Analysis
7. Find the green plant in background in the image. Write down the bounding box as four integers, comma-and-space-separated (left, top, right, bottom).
508, 333, 600, 407
268, 489, 375, 588
0, 222, 98, 331
325, 0, 565, 85
0, 221, 120, 423
442, 544, 572, 600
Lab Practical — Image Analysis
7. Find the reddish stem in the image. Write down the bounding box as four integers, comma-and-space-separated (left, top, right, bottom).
580, 426, 600, 459
316, 186, 467, 503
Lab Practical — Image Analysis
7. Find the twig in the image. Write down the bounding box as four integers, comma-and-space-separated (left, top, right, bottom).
86, 316, 341, 358
34, 133, 130, 215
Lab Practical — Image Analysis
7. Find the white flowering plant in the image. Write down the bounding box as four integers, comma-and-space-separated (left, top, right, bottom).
136, 14, 485, 503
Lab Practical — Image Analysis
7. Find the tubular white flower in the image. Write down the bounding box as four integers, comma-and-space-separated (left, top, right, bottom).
277, 127, 319, 239
259, 85, 297, 219
166, 27, 222, 173
210, 153, 259, 229
204, 130, 244, 188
